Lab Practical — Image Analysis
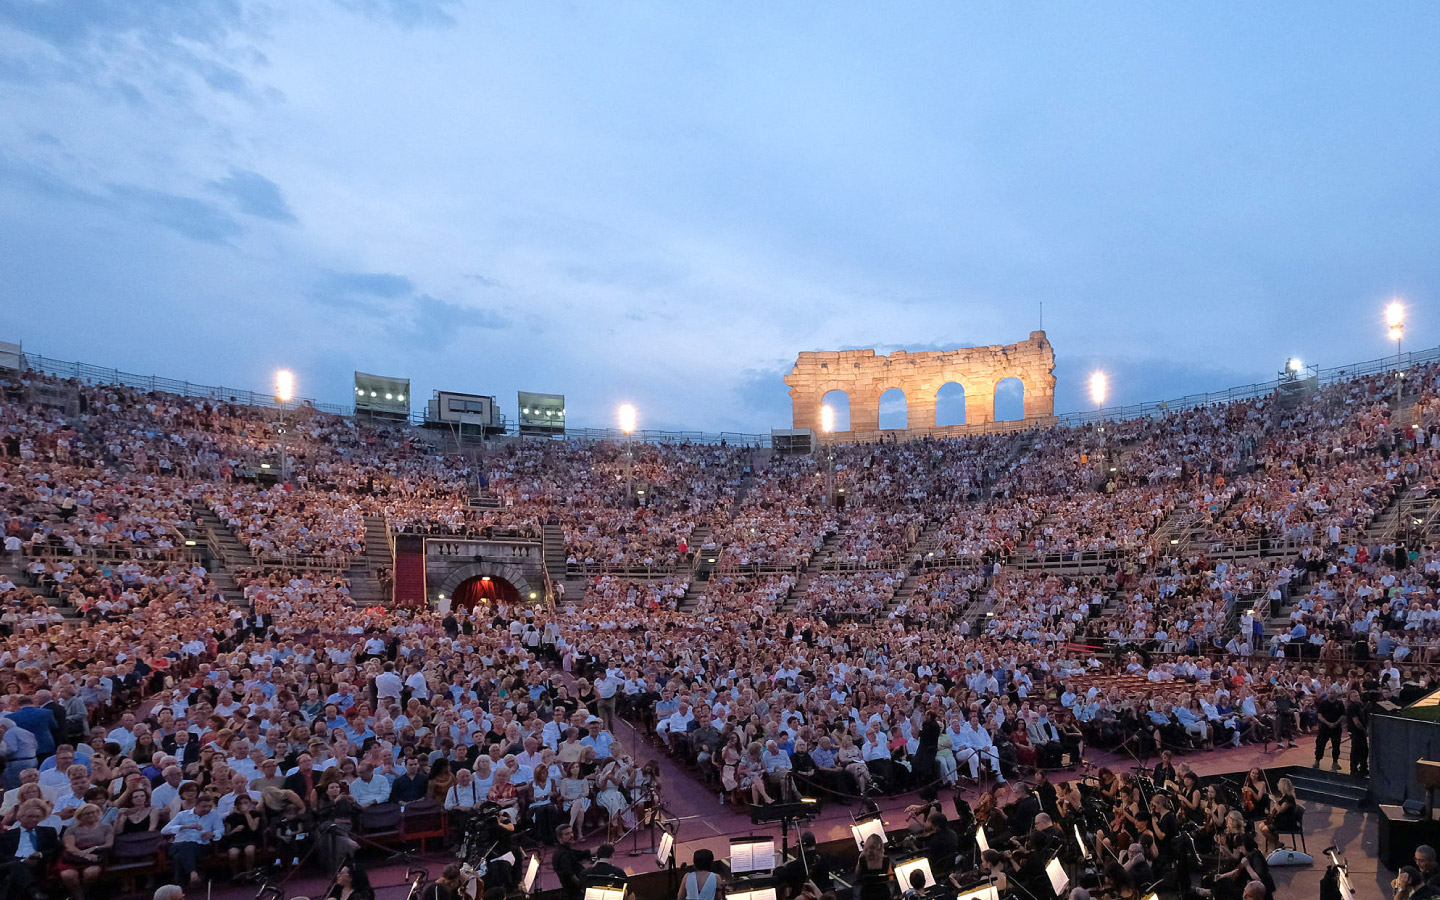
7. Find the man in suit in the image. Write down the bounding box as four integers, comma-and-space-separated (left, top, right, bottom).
583, 844, 627, 881
0, 799, 60, 900
3, 697, 57, 763
161, 729, 200, 769
282, 753, 322, 809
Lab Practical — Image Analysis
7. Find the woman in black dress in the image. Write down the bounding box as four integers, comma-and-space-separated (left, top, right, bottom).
853, 833, 894, 900
224, 793, 263, 878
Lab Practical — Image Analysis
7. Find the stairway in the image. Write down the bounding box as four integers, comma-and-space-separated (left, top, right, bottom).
883, 569, 925, 617
345, 516, 392, 606
195, 504, 257, 571
1271, 764, 1370, 810
193, 504, 255, 606
677, 579, 709, 613
542, 522, 568, 598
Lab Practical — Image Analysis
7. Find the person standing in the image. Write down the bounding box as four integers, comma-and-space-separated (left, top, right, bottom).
1345, 690, 1370, 777
1314, 689, 1346, 772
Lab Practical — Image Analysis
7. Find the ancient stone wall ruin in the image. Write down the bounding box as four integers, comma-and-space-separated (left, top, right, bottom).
784, 331, 1056, 435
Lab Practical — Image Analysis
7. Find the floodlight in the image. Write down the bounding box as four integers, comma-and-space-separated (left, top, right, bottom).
1387, 300, 1405, 328
1089, 371, 1107, 407
618, 403, 637, 435
821, 404, 835, 434
275, 370, 294, 403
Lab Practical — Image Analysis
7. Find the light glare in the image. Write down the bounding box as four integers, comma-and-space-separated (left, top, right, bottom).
1386, 301, 1405, 328
618, 403, 637, 434
275, 370, 294, 403
1089, 371, 1108, 407
820, 404, 835, 434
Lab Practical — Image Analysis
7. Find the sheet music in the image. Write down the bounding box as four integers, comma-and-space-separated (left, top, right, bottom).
852, 817, 887, 849
1046, 858, 1068, 895
733, 889, 777, 900
522, 855, 541, 893
731, 839, 776, 873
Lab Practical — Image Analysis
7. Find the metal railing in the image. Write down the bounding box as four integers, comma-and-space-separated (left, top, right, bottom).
17, 342, 1440, 450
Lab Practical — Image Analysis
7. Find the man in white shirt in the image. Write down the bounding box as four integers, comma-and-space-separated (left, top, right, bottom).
162, 794, 224, 886
152, 766, 185, 809
374, 663, 404, 704
658, 700, 695, 751
595, 669, 621, 730
216, 771, 260, 818
349, 763, 392, 807
956, 712, 1004, 783
106, 712, 138, 756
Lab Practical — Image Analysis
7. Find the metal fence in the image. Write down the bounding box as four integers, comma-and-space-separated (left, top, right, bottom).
18, 343, 1440, 450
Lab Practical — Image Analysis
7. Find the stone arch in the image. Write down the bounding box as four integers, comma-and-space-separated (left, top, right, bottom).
433, 561, 542, 610
878, 387, 908, 430
820, 389, 851, 433
936, 381, 966, 427
994, 377, 1025, 422
785, 331, 1056, 436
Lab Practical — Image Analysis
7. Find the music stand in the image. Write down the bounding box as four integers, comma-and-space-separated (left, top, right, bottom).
955, 886, 1000, 900
656, 831, 675, 867
1073, 824, 1090, 860
851, 812, 887, 850
894, 855, 936, 892
583, 879, 628, 900
1045, 857, 1069, 897
730, 886, 779, 900
730, 836, 777, 875
521, 853, 542, 896
976, 826, 990, 854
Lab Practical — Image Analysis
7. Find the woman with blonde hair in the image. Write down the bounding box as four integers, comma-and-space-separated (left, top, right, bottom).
58, 802, 114, 900
853, 833, 893, 900
1258, 777, 1299, 855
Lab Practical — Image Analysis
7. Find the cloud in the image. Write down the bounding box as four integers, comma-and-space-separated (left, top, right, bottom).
103, 184, 244, 244
0, 1, 244, 48
319, 271, 415, 299
406, 294, 508, 345
304, 269, 507, 347
207, 168, 296, 223
333, 0, 461, 30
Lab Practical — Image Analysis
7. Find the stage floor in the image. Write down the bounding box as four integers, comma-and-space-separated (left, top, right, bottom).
192, 724, 1379, 899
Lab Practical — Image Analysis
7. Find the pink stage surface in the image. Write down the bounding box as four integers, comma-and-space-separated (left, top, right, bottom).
189, 717, 1370, 900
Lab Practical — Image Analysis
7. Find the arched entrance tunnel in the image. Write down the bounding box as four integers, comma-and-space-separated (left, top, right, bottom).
452, 574, 521, 611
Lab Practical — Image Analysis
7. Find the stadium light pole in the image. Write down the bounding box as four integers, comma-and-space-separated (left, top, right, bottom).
1387, 300, 1406, 401
820, 403, 835, 506
619, 403, 636, 507
275, 370, 294, 483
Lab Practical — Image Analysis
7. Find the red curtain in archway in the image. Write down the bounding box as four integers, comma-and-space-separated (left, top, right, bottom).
453, 575, 521, 611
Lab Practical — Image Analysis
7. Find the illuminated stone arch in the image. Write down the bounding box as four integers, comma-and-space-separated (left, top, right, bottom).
785, 331, 1056, 435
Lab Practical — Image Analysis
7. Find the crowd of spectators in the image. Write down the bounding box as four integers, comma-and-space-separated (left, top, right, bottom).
4, 357, 1440, 898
